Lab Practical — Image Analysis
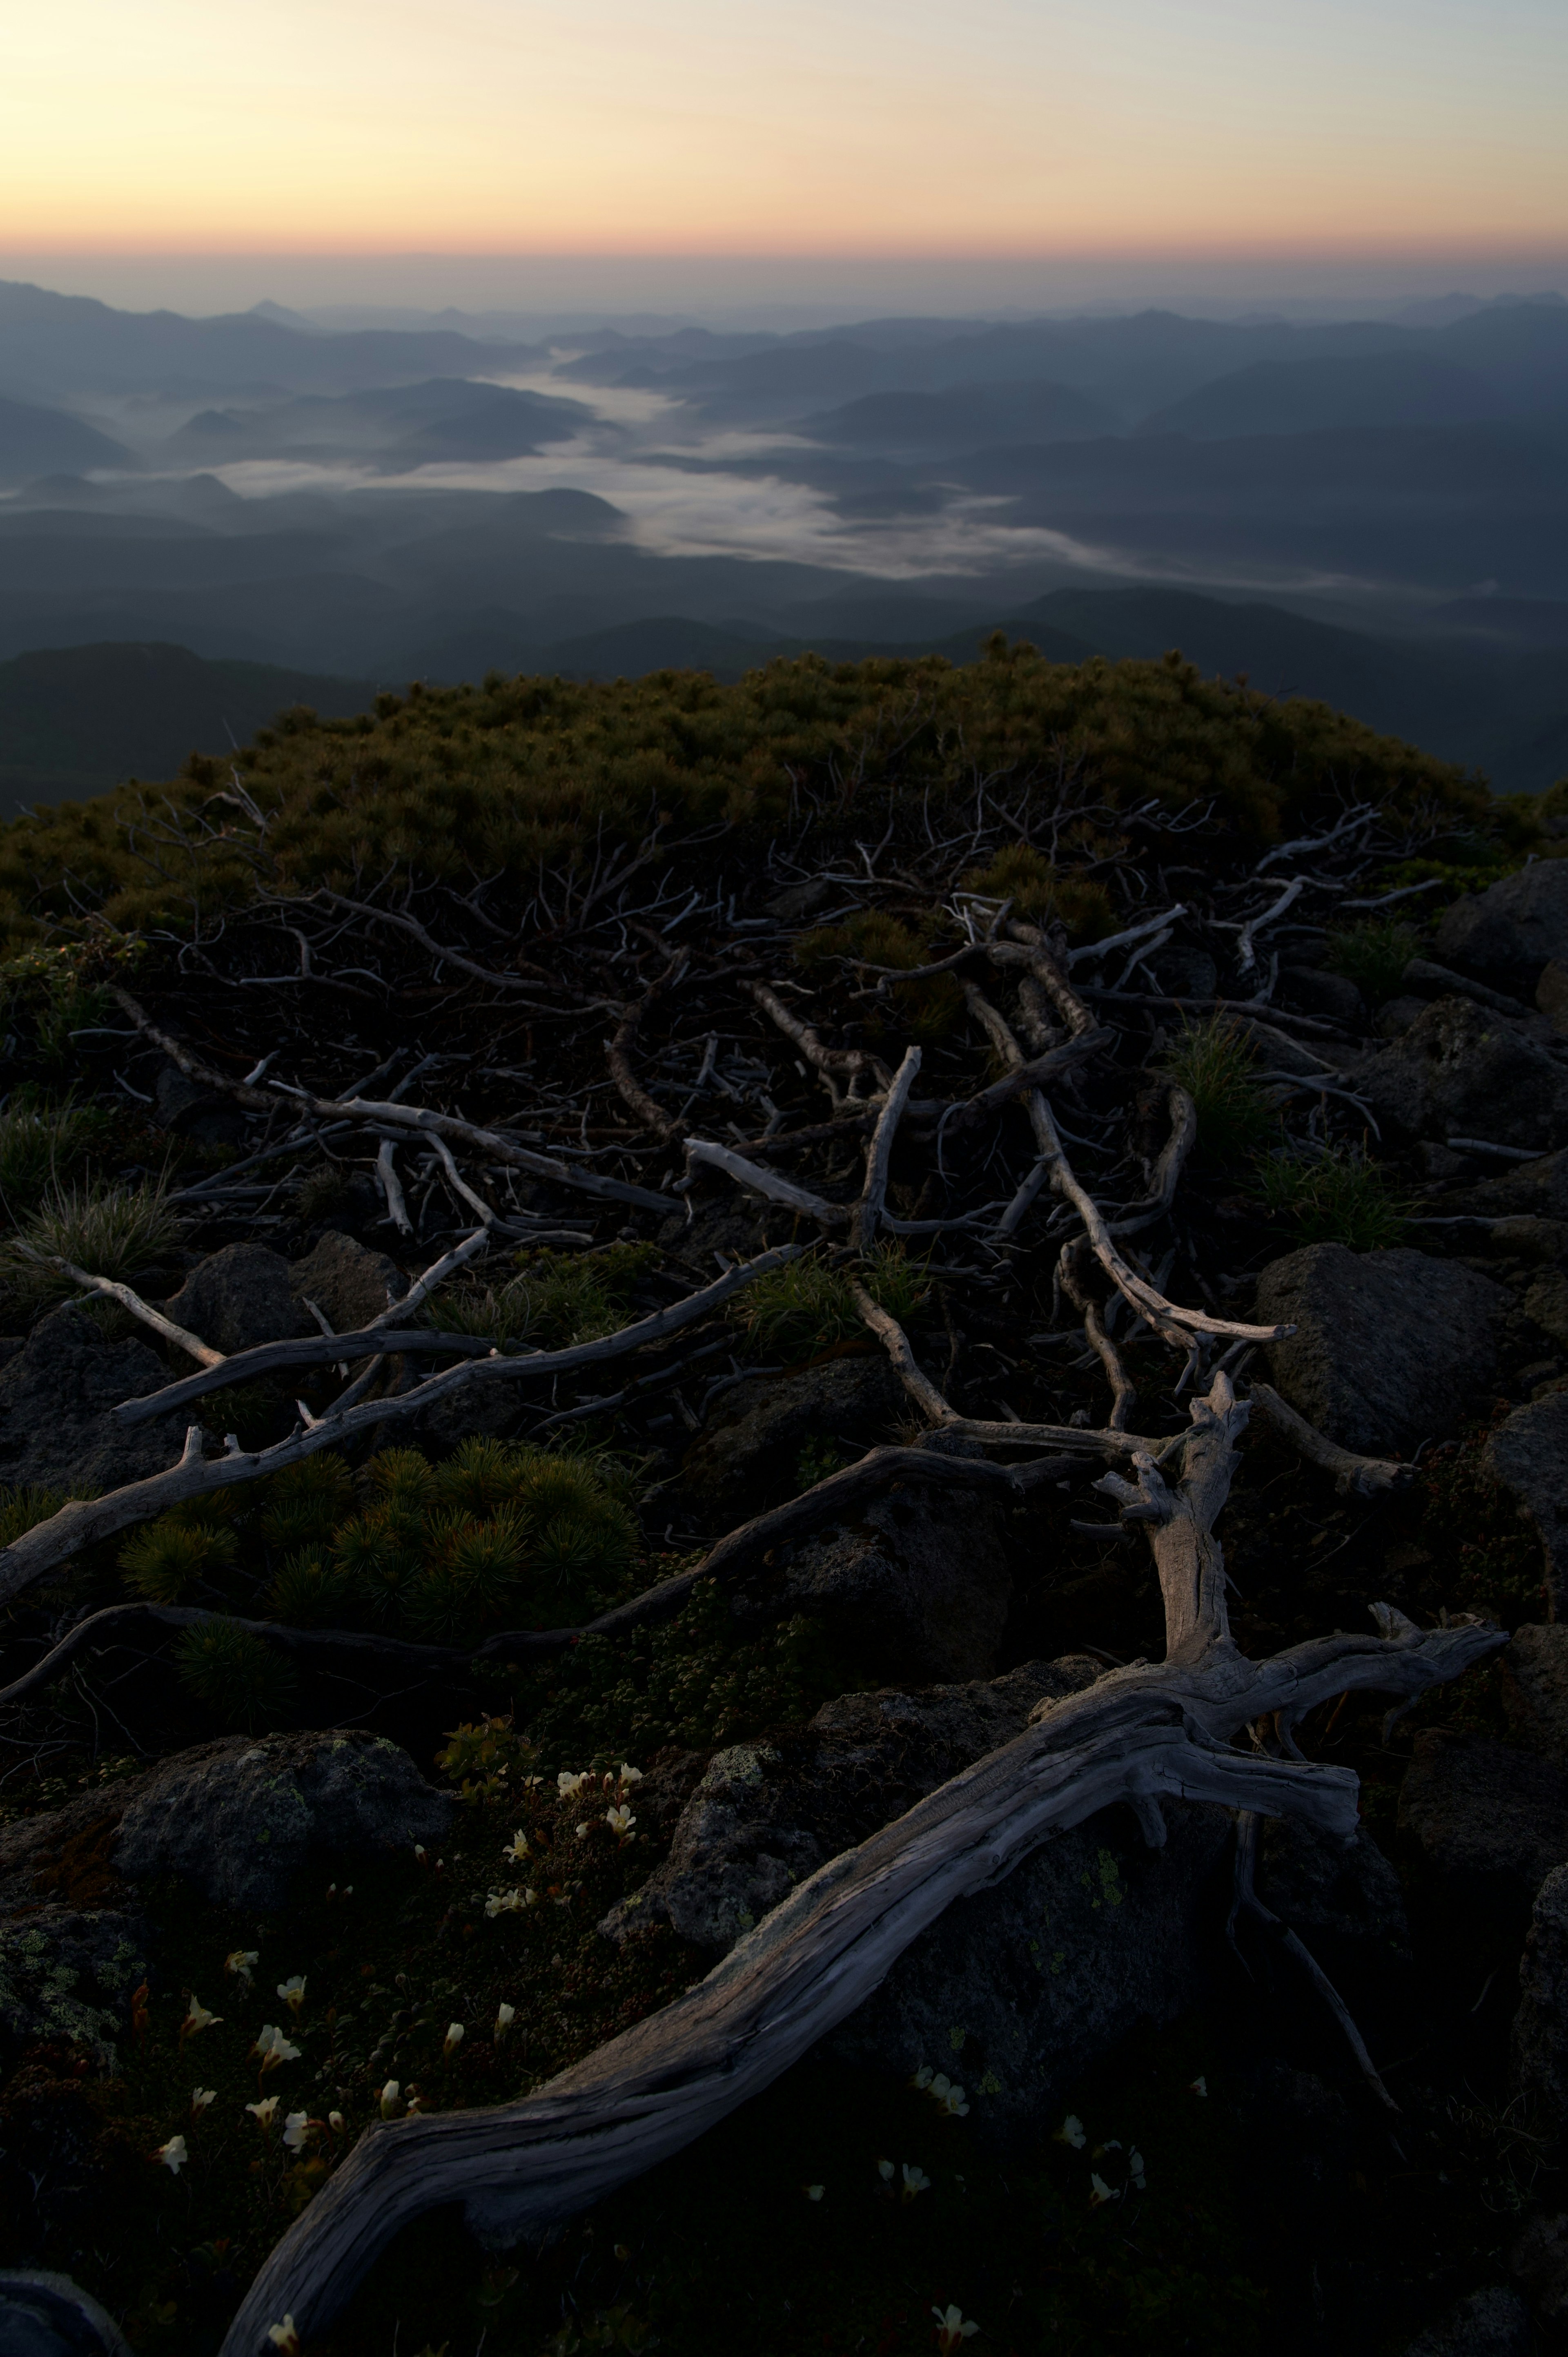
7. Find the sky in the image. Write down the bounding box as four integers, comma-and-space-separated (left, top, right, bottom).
2, 0, 1566, 300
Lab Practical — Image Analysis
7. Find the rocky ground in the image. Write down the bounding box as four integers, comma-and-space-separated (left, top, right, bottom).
2, 789, 1568, 2355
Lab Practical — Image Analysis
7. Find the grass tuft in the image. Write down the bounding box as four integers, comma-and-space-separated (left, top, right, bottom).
1323, 918, 1421, 1005
1157, 1019, 1277, 1165
733, 1243, 928, 1362
1254, 1139, 1410, 1250
0, 1177, 183, 1315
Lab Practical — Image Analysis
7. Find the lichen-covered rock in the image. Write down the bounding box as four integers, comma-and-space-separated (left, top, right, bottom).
1503, 1624, 1568, 1768
680, 1356, 904, 1505
828, 1798, 1232, 2147
602, 1659, 1101, 1954
1350, 997, 1568, 1151
1399, 1730, 1568, 1910
111, 1730, 452, 1911
1512, 1862, 1568, 2131
740, 1467, 1013, 1683
1436, 859, 1568, 992
1255, 1242, 1504, 1456
1488, 1398, 1568, 1613
163, 1241, 310, 1355
1403, 2286, 1531, 2357
0, 1910, 148, 2067
0, 1306, 187, 1494
287, 1230, 407, 1332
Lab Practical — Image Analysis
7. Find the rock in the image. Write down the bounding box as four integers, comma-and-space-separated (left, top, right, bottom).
0, 1305, 187, 1494
1145, 945, 1218, 1000
1255, 1243, 1504, 1456
1537, 959, 1568, 1037
1509, 2210, 1568, 2325
151, 1060, 245, 1148
1503, 1626, 1568, 1769
1256, 1815, 1411, 1988
1278, 966, 1365, 1026
0, 2272, 134, 2357
1403, 2286, 1531, 2357
1350, 997, 1568, 1151
1378, 995, 1428, 1038
0, 1909, 148, 2066
603, 1659, 1101, 1954
1399, 1730, 1568, 1909
1512, 1862, 1568, 2130
1488, 1215, 1568, 1265
1403, 959, 1537, 1021
288, 1229, 406, 1332
1488, 1396, 1568, 1612
739, 1451, 1013, 1681
829, 1797, 1231, 2147
163, 1241, 310, 1354
1450, 1149, 1568, 1223
111, 1730, 453, 1912
1523, 1269, 1568, 1347
681, 1355, 905, 1505
1436, 858, 1568, 992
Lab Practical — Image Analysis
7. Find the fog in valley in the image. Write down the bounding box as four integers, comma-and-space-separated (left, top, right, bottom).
2, 272, 1567, 811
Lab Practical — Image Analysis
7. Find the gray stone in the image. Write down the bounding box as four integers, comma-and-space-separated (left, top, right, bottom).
1509, 2210, 1568, 2325
1145, 945, 1218, 1000
111, 1729, 453, 1912
0, 1909, 148, 2066
1278, 966, 1365, 1026
1488, 1396, 1568, 1613
1512, 1862, 1568, 2130
681, 1355, 906, 1505
1399, 1730, 1568, 1909
1504, 1625, 1568, 1770
1450, 1148, 1568, 1223
0, 1305, 187, 1495
1538, 959, 1568, 1037
1523, 1269, 1568, 1347
602, 1659, 1101, 1956
288, 1229, 407, 1332
1378, 995, 1428, 1038
740, 1457, 1013, 1681
164, 1241, 310, 1355
1255, 1242, 1505, 1456
0, 2273, 134, 2357
151, 1060, 245, 1149
1350, 997, 1568, 1151
1437, 858, 1568, 990
1403, 2286, 1531, 2357
828, 1798, 1231, 2147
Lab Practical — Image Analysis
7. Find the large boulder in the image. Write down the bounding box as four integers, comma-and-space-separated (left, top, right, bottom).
1399, 1730, 1568, 1911
1503, 1624, 1568, 1767
603, 1659, 1102, 1954
734, 1454, 1014, 1682
1255, 1243, 1505, 1456
111, 1730, 453, 1912
163, 1241, 310, 1355
1488, 1398, 1568, 1614
1350, 997, 1568, 1151
287, 1230, 407, 1332
1512, 1862, 1568, 2132
1403, 2287, 1530, 2357
0, 1306, 187, 1495
681, 1355, 905, 1506
1447, 1148, 1568, 1223
1436, 859, 1568, 992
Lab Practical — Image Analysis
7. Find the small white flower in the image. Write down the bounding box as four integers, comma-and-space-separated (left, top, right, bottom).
379, 2079, 402, 2118
281, 2111, 313, 2152
1089, 2171, 1119, 2208
405, 2094, 423, 2116
225, 1948, 258, 1982
266, 2321, 301, 2355
328, 2111, 345, 2133
804, 2183, 825, 2201
276, 1974, 307, 2014
155, 2134, 188, 2174
190, 2087, 216, 2114
878, 2157, 895, 2182
901, 2162, 931, 2201
247, 2096, 279, 2130
254, 2024, 302, 2070
912, 2064, 935, 2090
618, 1764, 644, 1786
443, 2021, 465, 2057
182, 1994, 221, 2036
1130, 2148, 1147, 2190
557, 1770, 589, 1799
485, 1885, 535, 1917
605, 1804, 636, 1839
1189, 2075, 1208, 2098
1055, 2114, 1087, 2149
936, 2082, 969, 2118
575, 1820, 592, 1838
494, 2002, 516, 2037
414, 1844, 427, 1862
502, 1830, 530, 1864
931, 2306, 979, 2351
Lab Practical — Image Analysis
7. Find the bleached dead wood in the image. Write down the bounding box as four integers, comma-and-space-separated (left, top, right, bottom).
215, 1371, 1506, 2356
1249, 1381, 1414, 1496
20, 1249, 226, 1367
0, 1247, 803, 1604
851, 1045, 921, 1246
